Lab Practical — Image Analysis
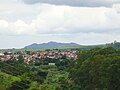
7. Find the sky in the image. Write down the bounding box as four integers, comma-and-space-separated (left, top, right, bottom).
0, 0, 120, 48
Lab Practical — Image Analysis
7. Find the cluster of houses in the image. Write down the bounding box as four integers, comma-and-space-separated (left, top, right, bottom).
0, 49, 77, 63
0, 52, 19, 61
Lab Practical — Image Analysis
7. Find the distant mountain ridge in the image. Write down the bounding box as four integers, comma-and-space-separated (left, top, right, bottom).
24, 41, 80, 49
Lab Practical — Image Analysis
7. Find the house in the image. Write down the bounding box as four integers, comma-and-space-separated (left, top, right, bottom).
0, 53, 4, 56
48, 63, 55, 66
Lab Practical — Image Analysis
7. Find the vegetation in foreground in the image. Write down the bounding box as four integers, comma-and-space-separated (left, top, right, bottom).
0, 47, 120, 90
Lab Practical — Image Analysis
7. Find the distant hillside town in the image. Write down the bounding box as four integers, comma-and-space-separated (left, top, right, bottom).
0, 49, 77, 64
1, 41, 120, 64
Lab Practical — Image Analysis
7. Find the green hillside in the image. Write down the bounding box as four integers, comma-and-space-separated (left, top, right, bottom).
0, 71, 20, 89
1, 41, 120, 52
0, 44, 106, 52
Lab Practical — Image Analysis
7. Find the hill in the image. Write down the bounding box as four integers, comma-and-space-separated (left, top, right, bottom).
24, 41, 80, 49
1, 41, 120, 52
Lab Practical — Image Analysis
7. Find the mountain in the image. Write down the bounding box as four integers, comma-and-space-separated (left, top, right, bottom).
24, 41, 80, 49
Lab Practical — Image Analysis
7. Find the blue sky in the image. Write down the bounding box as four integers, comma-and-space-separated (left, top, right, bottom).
0, 0, 120, 48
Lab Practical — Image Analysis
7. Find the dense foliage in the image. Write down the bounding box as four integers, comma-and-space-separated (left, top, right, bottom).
68, 47, 120, 90
0, 59, 48, 89
0, 47, 120, 90
0, 54, 69, 90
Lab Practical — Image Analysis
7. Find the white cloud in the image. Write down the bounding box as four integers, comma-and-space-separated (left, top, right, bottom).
0, 0, 120, 48
0, 4, 120, 35
0, 20, 8, 28
22, 0, 120, 7
30, 5, 64, 34
1, 32, 120, 48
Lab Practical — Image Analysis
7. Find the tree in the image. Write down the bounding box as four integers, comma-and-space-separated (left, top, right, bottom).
28, 82, 40, 90
68, 47, 120, 90
8, 74, 31, 90
0, 86, 6, 90
18, 55, 24, 64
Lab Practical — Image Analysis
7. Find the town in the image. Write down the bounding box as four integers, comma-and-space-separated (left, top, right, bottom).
0, 49, 77, 64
